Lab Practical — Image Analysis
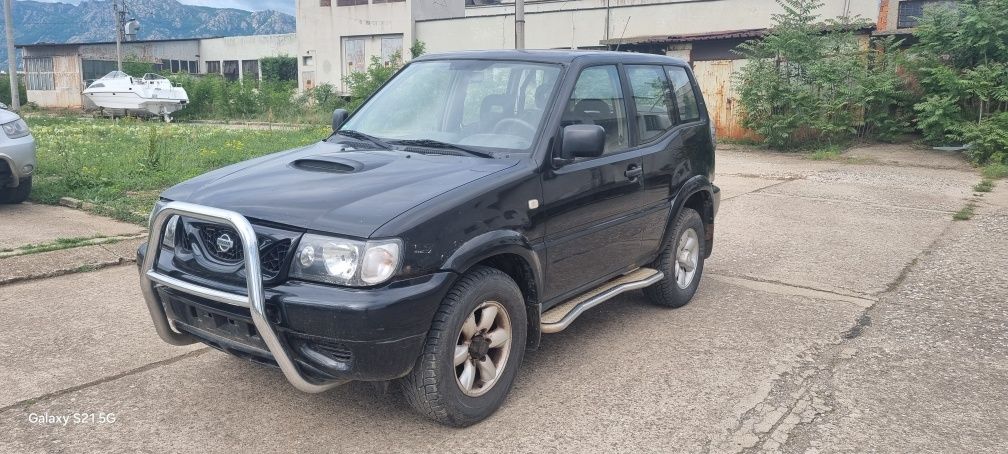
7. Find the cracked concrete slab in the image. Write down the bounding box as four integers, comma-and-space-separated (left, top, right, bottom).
707, 192, 952, 296
761, 165, 977, 212
0, 278, 860, 452
0, 239, 144, 285
0, 203, 144, 250
0, 265, 201, 409
779, 201, 1008, 453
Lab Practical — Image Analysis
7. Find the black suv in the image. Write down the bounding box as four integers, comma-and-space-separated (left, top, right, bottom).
140, 50, 719, 426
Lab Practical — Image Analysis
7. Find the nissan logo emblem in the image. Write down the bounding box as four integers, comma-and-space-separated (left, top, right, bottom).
216, 233, 235, 253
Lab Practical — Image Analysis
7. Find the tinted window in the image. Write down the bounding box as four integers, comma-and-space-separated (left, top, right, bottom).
626, 65, 675, 143
562, 65, 629, 155
666, 66, 701, 122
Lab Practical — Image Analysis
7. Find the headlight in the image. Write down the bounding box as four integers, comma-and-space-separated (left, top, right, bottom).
148, 200, 168, 229
2, 119, 30, 139
291, 234, 401, 287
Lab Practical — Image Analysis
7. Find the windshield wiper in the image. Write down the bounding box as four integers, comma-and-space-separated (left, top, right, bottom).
392, 139, 494, 158
331, 129, 393, 150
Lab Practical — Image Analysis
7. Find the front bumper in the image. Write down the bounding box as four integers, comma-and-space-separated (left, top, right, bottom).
0, 134, 36, 187
141, 202, 453, 391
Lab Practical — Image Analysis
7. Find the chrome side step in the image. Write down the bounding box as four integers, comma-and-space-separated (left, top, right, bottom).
540, 268, 664, 334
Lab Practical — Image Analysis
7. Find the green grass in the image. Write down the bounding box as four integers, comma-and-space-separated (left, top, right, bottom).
809, 145, 844, 160
1, 235, 114, 257
953, 203, 977, 221
973, 179, 994, 192
27, 115, 328, 224
982, 163, 1008, 180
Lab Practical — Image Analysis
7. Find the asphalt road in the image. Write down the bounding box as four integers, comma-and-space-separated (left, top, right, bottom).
0, 144, 1004, 453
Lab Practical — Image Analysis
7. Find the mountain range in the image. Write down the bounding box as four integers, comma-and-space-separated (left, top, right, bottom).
1, 0, 296, 66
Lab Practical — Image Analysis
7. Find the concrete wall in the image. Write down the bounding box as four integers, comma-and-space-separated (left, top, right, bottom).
79, 40, 201, 63
200, 33, 298, 80
200, 34, 298, 65
296, 0, 415, 91
297, 0, 881, 90
416, 0, 881, 51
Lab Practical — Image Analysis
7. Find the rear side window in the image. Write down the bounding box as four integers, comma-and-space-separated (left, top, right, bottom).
666, 66, 701, 123
626, 65, 675, 143
562, 65, 629, 155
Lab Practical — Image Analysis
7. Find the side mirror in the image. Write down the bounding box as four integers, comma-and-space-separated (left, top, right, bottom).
332, 108, 349, 133
558, 124, 606, 162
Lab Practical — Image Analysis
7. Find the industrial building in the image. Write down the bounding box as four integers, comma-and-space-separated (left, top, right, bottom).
17, 33, 296, 109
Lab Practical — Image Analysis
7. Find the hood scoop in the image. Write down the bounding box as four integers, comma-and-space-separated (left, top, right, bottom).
292, 156, 371, 173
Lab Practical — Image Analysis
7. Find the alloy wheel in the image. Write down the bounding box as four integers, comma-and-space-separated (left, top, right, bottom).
675, 228, 700, 289
454, 301, 512, 397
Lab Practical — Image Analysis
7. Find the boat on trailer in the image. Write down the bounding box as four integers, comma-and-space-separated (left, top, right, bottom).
83, 71, 189, 121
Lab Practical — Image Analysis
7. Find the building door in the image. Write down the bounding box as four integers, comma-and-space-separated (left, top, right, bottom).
380, 36, 404, 64
691, 59, 754, 141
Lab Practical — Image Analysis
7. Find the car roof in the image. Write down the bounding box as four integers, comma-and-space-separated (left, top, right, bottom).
412, 49, 688, 67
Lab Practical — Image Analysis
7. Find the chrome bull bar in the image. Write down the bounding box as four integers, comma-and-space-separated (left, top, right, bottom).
140, 201, 344, 393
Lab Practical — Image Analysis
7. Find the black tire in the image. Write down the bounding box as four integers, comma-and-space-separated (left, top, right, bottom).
0, 176, 32, 204
644, 207, 706, 308
398, 266, 527, 427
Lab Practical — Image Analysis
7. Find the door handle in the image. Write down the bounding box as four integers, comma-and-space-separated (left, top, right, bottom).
625, 164, 643, 181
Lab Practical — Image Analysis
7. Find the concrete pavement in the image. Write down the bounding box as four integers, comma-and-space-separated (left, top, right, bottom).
0, 144, 1004, 452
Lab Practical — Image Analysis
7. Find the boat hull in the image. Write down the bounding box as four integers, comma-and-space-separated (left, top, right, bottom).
83, 91, 188, 116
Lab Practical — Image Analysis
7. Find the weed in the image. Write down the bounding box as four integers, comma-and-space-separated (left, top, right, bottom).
973, 179, 994, 192
809, 145, 844, 160
983, 163, 1008, 180
953, 203, 977, 221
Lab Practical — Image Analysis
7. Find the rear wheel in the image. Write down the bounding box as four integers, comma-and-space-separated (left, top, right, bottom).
0, 176, 32, 204
644, 207, 705, 308
398, 266, 526, 427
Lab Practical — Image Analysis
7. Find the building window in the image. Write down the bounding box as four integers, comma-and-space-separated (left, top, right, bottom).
372, 0, 405, 3
466, 0, 500, 5
380, 36, 404, 64
189, 61, 198, 74
321, 0, 331, 5
242, 59, 260, 83
223, 60, 240, 81
25, 57, 55, 91
207, 60, 221, 74
82, 59, 118, 82
898, 0, 955, 29
303, 55, 314, 66
336, 0, 368, 6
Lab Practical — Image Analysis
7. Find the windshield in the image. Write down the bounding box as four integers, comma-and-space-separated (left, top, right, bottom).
341, 60, 562, 153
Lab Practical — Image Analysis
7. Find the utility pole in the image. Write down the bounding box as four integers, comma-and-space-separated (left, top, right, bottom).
3, 0, 19, 110
114, 1, 124, 71
515, 0, 525, 50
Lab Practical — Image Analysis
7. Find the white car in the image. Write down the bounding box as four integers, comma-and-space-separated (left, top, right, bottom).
0, 106, 36, 204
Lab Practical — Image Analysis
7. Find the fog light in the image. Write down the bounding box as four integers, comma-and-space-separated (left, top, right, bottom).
22, 164, 33, 174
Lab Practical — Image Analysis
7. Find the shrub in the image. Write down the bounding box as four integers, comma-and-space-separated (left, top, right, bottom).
909, 0, 1008, 164
734, 0, 910, 150
261, 56, 298, 82
0, 74, 26, 107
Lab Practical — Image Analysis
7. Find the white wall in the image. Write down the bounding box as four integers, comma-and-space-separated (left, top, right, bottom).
417, 0, 881, 51
200, 34, 298, 80
296, 0, 414, 91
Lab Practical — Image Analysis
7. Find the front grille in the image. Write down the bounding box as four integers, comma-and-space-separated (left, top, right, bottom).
309, 340, 354, 363
197, 224, 243, 262
260, 240, 291, 280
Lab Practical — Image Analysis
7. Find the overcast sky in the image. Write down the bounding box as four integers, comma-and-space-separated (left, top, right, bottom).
26, 0, 296, 15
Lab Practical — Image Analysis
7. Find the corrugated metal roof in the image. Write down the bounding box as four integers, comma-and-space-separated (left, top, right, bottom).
600, 28, 767, 46
602, 23, 876, 46
15, 37, 218, 49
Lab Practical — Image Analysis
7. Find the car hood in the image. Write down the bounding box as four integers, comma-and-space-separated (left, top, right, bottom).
162, 140, 520, 238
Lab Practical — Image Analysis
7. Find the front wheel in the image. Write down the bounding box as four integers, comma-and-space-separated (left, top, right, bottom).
398, 266, 527, 427
0, 176, 32, 204
644, 207, 706, 308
